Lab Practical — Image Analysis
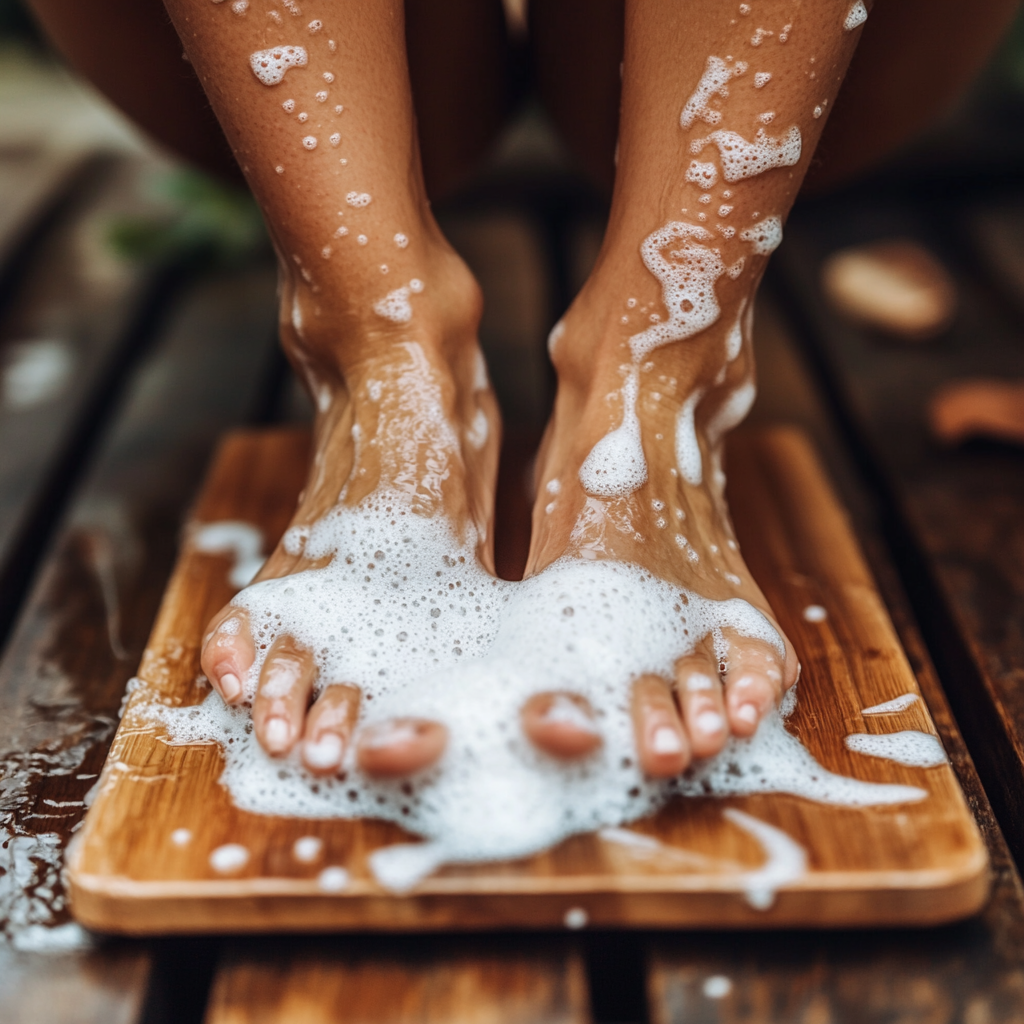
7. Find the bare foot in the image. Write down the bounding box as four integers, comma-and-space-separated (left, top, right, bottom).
519, 248, 799, 777
200, 248, 501, 778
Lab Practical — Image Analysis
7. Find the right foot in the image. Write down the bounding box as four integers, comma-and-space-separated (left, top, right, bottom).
200, 241, 501, 779
515, 219, 801, 775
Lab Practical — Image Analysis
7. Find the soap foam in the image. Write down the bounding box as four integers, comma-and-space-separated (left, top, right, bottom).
209, 843, 249, 873
862, 693, 919, 716
675, 390, 705, 485
844, 1, 868, 30
681, 56, 749, 128
706, 381, 756, 449
725, 304, 745, 361
686, 160, 719, 189
724, 808, 805, 909
629, 223, 725, 361
192, 522, 264, 588
695, 129, 802, 183
293, 835, 323, 862
373, 280, 424, 324
465, 408, 488, 450
249, 46, 307, 86
845, 731, 946, 768
148, 493, 926, 892
740, 215, 783, 255
579, 370, 648, 497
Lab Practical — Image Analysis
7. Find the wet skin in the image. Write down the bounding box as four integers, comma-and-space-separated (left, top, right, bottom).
173, 0, 855, 780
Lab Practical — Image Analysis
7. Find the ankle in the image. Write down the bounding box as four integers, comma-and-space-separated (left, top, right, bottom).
279, 230, 484, 387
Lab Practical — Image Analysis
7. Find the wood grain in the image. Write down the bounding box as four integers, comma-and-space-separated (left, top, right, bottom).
204, 936, 590, 1024
67, 426, 988, 932
0, 156, 172, 636
647, 290, 1024, 1024
776, 200, 1024, 868
0, 264, 278, 1018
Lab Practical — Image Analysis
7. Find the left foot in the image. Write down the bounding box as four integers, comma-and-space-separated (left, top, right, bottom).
519, 247, 799, 776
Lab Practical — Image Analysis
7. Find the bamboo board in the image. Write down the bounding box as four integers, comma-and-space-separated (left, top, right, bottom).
67, 427, 988, 932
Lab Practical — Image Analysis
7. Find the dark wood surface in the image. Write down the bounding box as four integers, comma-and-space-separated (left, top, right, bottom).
775, 191, 1024, 871
204, 935, 590, 1024
0, 147, 86, 284
0, 156, 185, 645
645, 291, 1024, 1024
0, 161, 279, 1017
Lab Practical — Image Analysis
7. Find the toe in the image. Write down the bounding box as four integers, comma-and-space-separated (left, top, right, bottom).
252, 636, 317, 756
301, 683, 361, 775
200, 607, 255, 705
632, 674, 690, 777
674, 648, 729, 758
720, 631, 788, 737
357, 718, 448, 777
522, 692, 603, 759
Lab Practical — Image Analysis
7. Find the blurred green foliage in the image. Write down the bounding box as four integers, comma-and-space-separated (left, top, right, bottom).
107, 170, 270, 270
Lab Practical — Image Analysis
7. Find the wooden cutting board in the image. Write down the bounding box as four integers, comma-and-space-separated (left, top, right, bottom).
66, 426, 988, 933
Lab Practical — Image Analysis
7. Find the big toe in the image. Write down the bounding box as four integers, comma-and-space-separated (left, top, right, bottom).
522, 692, 603, 759
721, 631, 792, 737
200, 606, 256, 705
357, 718, 448, 777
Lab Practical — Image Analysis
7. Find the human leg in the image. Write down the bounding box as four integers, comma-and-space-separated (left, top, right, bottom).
25, 0, 512, 195
155, 0, 500, 774
522, 0, 866, 770
531, 0, 1019, 195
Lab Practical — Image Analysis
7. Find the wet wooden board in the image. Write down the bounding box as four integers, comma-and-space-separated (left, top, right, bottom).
204, 936, 589, 1024
644, 291, 1024, 1022
66, 425, 987, 932
775, 199, 1024, 868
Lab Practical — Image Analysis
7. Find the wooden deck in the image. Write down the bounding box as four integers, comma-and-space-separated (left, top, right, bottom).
2, 85, 1024, 1024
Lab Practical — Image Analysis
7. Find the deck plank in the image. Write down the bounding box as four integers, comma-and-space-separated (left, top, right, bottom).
0, 156, 175, 637
775, 195, 1024, 866
0, 265, 278, 1018
205, 936, 590, 1024
0, 147, 85, 281
647, 284, 1024, 1024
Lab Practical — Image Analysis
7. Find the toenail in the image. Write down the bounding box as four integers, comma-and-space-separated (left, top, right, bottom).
362, 720, 418, 749
651, 726, 684, 754
685, 673, 715, 692
695, 710, 725, 734
220, 672, 241, 701
304, 733, 343, 768
264, 716, 291, 751
736, 703, 759, 725
542, 696, 599, 733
